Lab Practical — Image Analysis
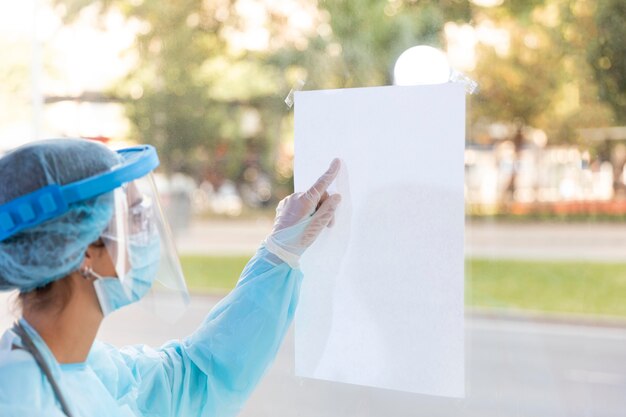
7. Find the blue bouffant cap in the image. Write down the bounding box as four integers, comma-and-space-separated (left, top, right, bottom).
0, 139, 120, 291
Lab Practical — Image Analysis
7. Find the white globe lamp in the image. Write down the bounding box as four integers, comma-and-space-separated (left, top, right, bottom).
393, 45, 451, 86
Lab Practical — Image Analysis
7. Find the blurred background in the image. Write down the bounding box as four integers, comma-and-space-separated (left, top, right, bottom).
1, 1, 625, 416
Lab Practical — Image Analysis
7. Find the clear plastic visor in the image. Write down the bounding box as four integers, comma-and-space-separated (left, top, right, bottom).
100, 173, 190, 321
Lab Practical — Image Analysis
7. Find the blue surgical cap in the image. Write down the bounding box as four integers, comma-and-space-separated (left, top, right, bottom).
0, 139, 121, 292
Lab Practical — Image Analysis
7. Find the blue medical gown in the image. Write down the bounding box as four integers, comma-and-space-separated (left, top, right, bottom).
0, 246, 303, 417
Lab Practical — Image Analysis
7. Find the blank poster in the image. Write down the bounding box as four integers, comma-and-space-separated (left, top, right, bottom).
293, 84, 465, 398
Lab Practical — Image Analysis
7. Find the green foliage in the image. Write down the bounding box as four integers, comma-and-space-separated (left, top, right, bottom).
472, 24, 562, 128
53, 0, 624, 177
549, 0, 621, 140
469, 0, 619, 144
56, 0, 286, 179
587, 0, 626, 123
114, 0, 284, 176
272, 0, 470, 90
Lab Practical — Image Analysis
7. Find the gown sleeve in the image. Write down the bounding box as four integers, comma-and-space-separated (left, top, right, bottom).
100, 245, 303, 417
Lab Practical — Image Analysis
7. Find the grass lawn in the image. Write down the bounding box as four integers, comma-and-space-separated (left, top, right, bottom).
181, 256, 626, 318
181, 255, 252, 293
467, 259, 626, 317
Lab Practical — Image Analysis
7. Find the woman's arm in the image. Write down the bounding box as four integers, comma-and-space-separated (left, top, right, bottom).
106, 245, 301, 417
96, 160, 341, 417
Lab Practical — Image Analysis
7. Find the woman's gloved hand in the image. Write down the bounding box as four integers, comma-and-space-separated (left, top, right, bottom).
264, 159, 342, 268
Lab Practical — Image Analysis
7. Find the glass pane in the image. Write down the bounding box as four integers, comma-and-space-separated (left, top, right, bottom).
1, 1, 625, 416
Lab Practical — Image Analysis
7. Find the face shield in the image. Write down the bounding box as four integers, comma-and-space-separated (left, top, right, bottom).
0, 143, 190, 321
100, 172, 190, 321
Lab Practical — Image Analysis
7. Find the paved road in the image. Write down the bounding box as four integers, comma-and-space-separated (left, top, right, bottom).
176, 220, 626, 261
175, 218, 273, 256
3, 293, 623, 417
466, 222, 626, 262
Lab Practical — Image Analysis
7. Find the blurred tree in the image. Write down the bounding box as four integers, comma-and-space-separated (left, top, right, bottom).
587, 0, 626, 124
471, 0, 617, 141
556, 0, 624, 193
552, 0, 618, 134
588, 0, 626, 194
264, 0, 472, 192
53, 0, 620, 204
471, 22, 561, 133
55, 0, 289, 184
271, 0, 471, 90
469, 0, 619, 203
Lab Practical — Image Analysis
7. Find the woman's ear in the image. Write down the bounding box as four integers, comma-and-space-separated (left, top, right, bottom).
83, 239, 117, 279
78, 250, 93, 280
85, 239, 107, 257
81, 241, 103, 274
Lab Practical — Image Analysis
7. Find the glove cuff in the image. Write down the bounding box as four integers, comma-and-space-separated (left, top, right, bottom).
263, 236, 301, 269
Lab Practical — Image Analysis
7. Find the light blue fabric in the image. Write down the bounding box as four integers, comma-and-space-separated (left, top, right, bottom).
0, 139, 121, 291
93, 233, 162, 316
0, 246, 303, 417
93, 277, 136, 317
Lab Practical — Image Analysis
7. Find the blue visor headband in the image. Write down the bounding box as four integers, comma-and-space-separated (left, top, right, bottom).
0, 145, 159, 242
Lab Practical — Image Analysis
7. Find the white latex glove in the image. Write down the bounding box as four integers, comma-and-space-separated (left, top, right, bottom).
264, 159, 342, 268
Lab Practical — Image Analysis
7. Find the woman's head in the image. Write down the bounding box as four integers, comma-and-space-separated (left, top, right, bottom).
15, 237, 119, 317
0, 139, 121, 296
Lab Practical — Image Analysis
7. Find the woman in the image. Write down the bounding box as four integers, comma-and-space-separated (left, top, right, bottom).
0, 138, 341, 417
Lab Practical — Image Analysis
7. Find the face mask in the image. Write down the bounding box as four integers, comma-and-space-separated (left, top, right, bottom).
91, 233, 161, 316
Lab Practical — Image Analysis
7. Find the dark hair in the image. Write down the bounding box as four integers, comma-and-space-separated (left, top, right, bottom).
17, 276, 74, 316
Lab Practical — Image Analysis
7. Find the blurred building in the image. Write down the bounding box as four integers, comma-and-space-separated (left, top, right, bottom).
465, 142, 616, 213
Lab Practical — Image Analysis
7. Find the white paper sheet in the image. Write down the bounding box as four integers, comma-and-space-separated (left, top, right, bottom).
293, 84, 465, 397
